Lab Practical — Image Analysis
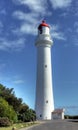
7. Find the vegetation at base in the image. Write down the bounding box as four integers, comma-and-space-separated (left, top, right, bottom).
0, 122, 38, 130
64, 115, 78, 119
0, 83, 36, 127
0, 117, 11, 127
0, 98, 17, 123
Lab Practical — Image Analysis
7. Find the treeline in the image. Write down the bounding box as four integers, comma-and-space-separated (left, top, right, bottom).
65, 115, 78, 119
0, 84, 36, 126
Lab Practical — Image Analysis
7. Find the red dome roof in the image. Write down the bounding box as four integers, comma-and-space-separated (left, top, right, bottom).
38, 20, 50, 29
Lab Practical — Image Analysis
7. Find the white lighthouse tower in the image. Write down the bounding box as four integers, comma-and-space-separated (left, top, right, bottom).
35, 21, 54, 120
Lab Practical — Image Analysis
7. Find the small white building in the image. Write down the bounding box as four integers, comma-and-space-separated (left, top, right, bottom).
52, 109, 65, 120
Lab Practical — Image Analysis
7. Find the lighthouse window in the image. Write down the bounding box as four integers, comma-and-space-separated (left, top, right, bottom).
40, 28, 42, 34
39, 26, 42, 34
45, 65, 47, 68
40, 114, 42, 117
46, 100, 48, 103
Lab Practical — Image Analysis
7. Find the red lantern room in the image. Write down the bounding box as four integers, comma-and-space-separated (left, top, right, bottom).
38, 20, 50, 30
38, 20, 50, 34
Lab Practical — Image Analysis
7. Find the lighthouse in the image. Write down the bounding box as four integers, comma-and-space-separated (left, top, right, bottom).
35, 21, 54, 120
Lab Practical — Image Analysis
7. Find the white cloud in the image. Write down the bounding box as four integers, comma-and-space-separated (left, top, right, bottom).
20, 23, 37, 35
0, 75, 25, 86
13, 0, 47, 14
69, 34, 78, 47
12, 22, 37, 35
12, 21, 66, 40
0, 9, 7, 15
0, 37, 25, 51
75, 11, 78, 16
13, 11, 38, 24
0, 21, 4, 34
0, 63, 6, 71
13, 11, 39, 35
73, 42, 78, 47
74, 43, 78, 46
13, 80, 24, 84
13, 0, 72, 11
52, 32, 66, 40
73, 36, 78, 46
59, 12, 68, 17
0, 21, 3, 28
51, 25, 66, 40
13, 10, 66, 40
50, 0, 72, 9
74, 22, 78, 33
74, 22, 78, 27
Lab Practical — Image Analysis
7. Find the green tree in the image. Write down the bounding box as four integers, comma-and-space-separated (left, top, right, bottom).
0, 84, 22, 112
18, 106, 36, 122
0, 83, 36, 122
24, 109, 36, 122
18, 103, 29, 121
0, 97, 17, 123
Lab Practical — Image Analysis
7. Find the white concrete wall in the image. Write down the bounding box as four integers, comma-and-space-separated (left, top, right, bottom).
52, 112, 65, 120
62, 112, 64, 119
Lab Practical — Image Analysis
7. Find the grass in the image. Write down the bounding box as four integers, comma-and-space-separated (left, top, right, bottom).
0, 121, 38, 130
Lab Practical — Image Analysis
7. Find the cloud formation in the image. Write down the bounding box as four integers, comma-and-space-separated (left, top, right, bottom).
0, 37, 25, 51
12, 0, 71, 40
50, 0, 72, 9
13, 0, 47, 13
0, 63, 6, 71
51, 25, 66, 40
13, 10, 66, 40
13, 11, 38, 23
13, 79, 24, 84
13, 11, 37, 35
0, 0, 74, 51
74, 22, 78, 33
0, 21, 3, 28
13, 0, 72, 10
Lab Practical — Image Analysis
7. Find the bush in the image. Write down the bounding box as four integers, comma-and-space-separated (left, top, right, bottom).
64, 115, 78, 119
0, 97, 17, 123
0, 117, 11, 127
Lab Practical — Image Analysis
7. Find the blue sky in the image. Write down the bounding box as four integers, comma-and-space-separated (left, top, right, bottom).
0, 0, 78, 115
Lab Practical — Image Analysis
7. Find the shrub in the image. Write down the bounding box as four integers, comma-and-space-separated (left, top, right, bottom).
64, 115, 78, 119
0, 97, 17, 123
0, 117, 11, 127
